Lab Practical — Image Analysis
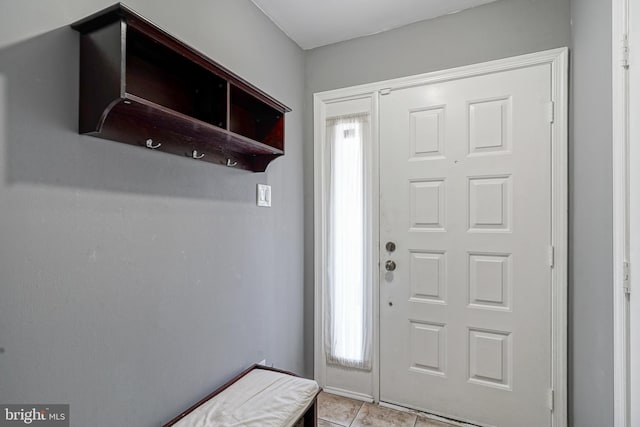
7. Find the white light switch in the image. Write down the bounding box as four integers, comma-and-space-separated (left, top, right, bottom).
257, 184, 271, 207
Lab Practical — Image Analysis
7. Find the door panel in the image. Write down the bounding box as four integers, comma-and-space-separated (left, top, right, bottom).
379, 64, 552, 427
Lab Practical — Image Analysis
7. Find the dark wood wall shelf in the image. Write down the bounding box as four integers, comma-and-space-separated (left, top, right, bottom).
71, 3, 290, 172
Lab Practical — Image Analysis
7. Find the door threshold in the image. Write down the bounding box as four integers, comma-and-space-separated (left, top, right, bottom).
322, 386, 374, 403
378, 400, 488, 427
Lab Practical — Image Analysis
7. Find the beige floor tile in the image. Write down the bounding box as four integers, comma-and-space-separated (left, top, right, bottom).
318, 419, 346, 427
318, 392, 363, 426
351, 402, 417, 427
415, 416, 457, 427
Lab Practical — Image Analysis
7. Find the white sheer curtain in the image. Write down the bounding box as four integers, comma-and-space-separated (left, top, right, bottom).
324, 113, 372, 370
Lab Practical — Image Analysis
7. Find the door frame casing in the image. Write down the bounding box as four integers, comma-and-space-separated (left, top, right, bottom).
631, 1, 640, 423
313, 47, 568, 427
613, 0, 640, 425
612, 0, 631, 425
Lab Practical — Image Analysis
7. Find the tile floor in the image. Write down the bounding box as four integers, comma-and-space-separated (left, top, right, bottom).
317, 392, 457, 427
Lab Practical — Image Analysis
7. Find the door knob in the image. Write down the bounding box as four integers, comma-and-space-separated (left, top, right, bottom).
385, 260, 397, 271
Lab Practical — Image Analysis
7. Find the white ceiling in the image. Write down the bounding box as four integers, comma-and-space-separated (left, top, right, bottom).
250, 0, 497, 50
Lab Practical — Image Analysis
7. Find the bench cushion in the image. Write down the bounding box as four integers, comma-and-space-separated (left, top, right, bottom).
173, 368, 320, 427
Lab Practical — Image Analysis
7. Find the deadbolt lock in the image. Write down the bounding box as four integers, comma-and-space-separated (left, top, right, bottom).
385, 241, 396, 252
385, 260, 397, 271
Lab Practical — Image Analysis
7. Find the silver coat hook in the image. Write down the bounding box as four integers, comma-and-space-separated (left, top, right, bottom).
226, 158, 238, 167
192, 150, 205, 159
146, 138, 161, 149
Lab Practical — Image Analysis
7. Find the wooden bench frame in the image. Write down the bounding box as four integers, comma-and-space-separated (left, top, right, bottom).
163, 364, 321, 427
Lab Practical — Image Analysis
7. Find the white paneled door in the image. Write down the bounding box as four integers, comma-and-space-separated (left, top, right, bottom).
379, 64, 553, 427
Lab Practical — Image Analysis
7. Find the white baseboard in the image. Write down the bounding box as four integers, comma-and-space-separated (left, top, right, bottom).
321, 386, 374, 403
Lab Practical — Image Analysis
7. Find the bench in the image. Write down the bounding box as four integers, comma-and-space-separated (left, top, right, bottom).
163, 364, 321, 427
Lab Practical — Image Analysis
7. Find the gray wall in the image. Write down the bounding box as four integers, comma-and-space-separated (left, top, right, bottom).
0, 1, 305, 426
303, 0, 612, 426
569, 0, 614, 425
0, 0, 616, 425
304, 0, 571, 94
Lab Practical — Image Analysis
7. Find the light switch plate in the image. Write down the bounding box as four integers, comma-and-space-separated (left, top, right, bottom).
257, 184, 271, 207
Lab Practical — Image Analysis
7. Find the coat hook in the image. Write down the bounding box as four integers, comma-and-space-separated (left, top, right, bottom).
146, 138, 161, 149
192, 150, 205, 159
226, 158, 238, 167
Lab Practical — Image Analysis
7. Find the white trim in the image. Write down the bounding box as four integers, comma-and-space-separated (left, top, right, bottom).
313, 47, 568, 427
628, 1, 640, 424
370, 93, 381, 404
549, 47, 569, 427
313, 93, 324, 389
613, 0, 631, 426
321, 386, 374, 403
